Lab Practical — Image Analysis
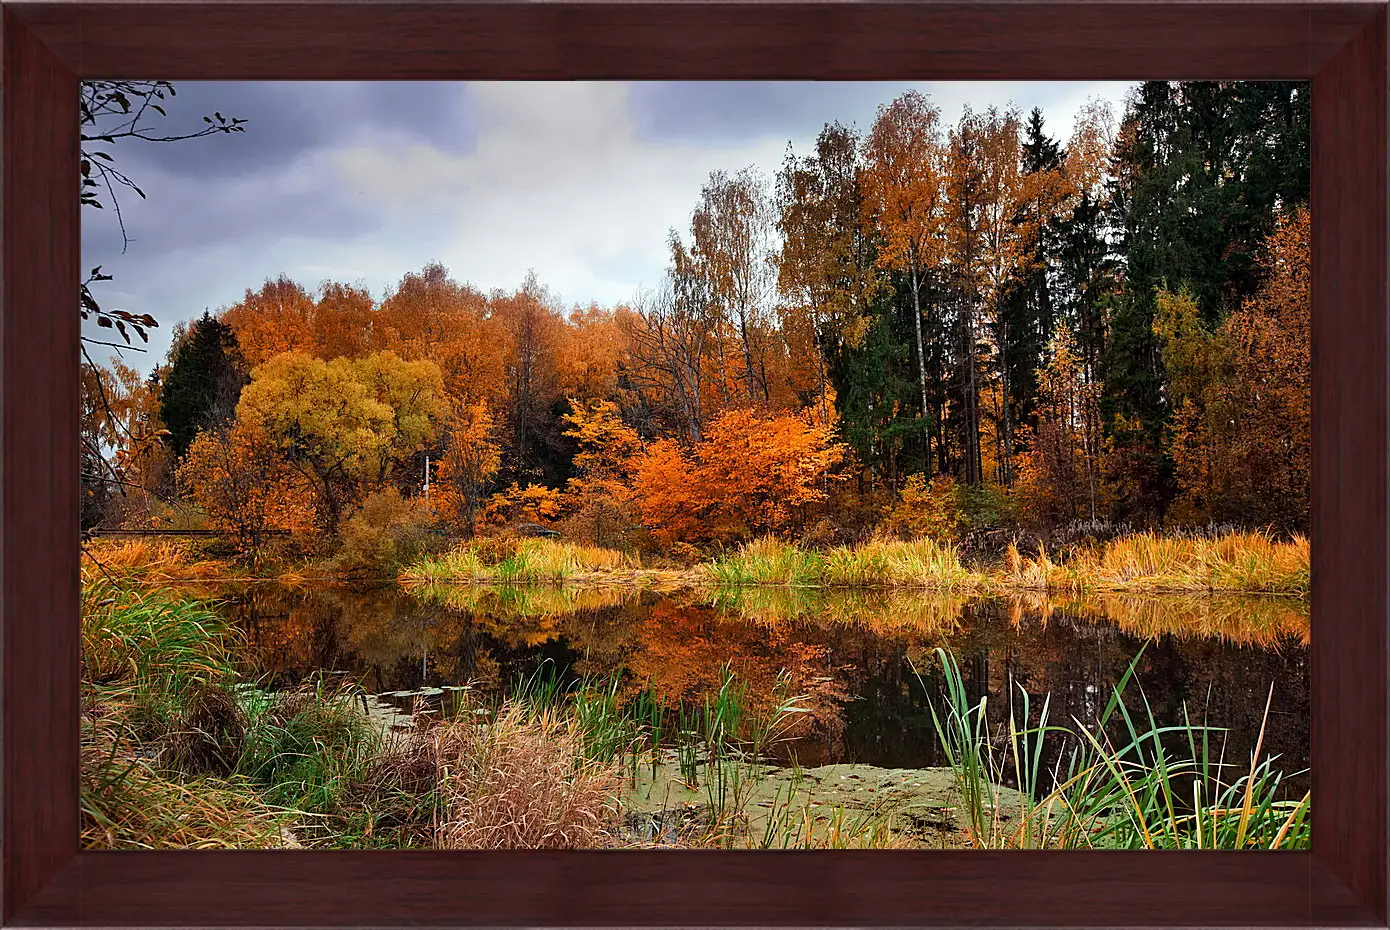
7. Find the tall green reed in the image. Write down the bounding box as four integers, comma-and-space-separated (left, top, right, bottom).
921, 645, 1309, 849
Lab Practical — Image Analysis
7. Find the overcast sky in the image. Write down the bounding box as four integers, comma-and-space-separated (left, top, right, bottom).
82, 81, 1135, 373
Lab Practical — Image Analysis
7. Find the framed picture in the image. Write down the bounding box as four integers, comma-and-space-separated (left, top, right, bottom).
4, 2, 1386, 927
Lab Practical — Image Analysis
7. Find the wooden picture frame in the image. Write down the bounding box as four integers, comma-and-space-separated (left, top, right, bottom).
3, 2, 1385, 926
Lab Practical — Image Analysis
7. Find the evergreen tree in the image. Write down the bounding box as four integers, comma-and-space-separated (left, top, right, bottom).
159, 312, 249, 458
1000, 108, 1066, 443
829, 285, 921, 487
1102, 80, 1309, 521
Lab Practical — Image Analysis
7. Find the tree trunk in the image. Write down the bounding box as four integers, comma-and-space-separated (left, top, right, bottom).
908, 252, 932, 476
963, 290, 982, 487
737, 307, 758, 403
999, 313, 1014, 486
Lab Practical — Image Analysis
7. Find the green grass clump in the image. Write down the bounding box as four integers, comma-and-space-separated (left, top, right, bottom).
705, 536, 981, 591
82, 581, 240, 735
401, 539, 636, 585
924, 646, 1309, 850
234, 681, 383, 817
399, 546, 491, 584
703, 537, 824, 586
82, 582, 391, 848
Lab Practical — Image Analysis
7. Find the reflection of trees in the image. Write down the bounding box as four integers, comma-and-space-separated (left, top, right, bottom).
919, 601, 1310, 798
198, 581, 1308, 794
706, 586, 970, 634
625, 602, 849, 758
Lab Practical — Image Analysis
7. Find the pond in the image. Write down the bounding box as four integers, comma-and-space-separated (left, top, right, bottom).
194, 580, 1311, 798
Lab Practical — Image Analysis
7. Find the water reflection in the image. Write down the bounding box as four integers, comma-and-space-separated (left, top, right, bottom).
209, 581, 1309, 794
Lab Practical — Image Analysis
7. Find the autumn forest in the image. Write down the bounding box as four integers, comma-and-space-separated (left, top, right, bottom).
82, 80, 1312, 852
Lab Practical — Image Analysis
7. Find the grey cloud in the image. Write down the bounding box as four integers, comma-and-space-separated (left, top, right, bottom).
79, 80, 1133, 376
627, 81, 1128, 149
107, 81, 480, 181
627, 82, 900, 145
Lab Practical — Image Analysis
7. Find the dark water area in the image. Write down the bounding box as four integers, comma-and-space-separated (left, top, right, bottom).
205, 581, 1310, 798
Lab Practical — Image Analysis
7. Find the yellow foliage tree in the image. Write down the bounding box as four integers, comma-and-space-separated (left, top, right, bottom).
483, 483, 566, 527
1012, 324, 1103, 528
434, 400, 502, 536
879, 473, 962, 542
236, 350, 445, 531
562, 399, 645, 547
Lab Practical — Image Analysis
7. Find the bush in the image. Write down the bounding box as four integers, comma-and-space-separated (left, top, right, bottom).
331, 488, 439, 576
959, 482, 1017, 533
878, 474, 962, 542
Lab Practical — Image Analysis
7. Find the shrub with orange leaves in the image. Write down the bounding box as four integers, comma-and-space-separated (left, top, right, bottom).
483, 482, 566, 527
177, 422, 315, 551
632, 407, 846, 547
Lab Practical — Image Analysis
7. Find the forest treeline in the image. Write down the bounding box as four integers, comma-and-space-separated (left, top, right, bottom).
83, 81, 1310, 560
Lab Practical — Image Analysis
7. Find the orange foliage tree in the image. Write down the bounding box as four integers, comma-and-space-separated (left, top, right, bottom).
177, 422, 315, 550
861, 90, 949, 469
562, 399, 644, 546
1156, 207, 1310, 529
1012, 324, 1103, 528
483, 482, 565, 527
558, 304, 628, 405
632, 408, 846, 546
434, 400, 502, 536
378, 262, 506, 408
220, 276, 318, 367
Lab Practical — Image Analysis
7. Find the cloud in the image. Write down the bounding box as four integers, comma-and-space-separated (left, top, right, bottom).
333, 82, 789, 305
82, 80, 1137, 372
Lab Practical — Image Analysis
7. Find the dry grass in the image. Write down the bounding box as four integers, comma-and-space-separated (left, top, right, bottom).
401, 539, 641, 586
82, 539, 233, 585
382, 703, 624, 849
1002, 531, 1309, 596
399, 546, 492, 585
433, 704, 623, 848
81, 703, 288, 850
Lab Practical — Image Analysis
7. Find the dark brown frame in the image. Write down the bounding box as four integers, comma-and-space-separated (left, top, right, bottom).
2, 2, 1385, 926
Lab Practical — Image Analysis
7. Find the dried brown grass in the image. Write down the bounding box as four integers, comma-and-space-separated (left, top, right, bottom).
424, 704, 623, 849
81, 701, 287, 850
82, 539, 232, 585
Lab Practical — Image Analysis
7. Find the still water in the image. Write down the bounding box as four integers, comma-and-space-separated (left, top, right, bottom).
196, 580, 1310, 796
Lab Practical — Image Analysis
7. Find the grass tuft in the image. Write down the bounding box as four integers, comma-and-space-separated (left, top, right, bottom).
704, 536, 981, 591
401, 539, 638, 586
1003, 531, 1310, 596
923, 646, 1309, 849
